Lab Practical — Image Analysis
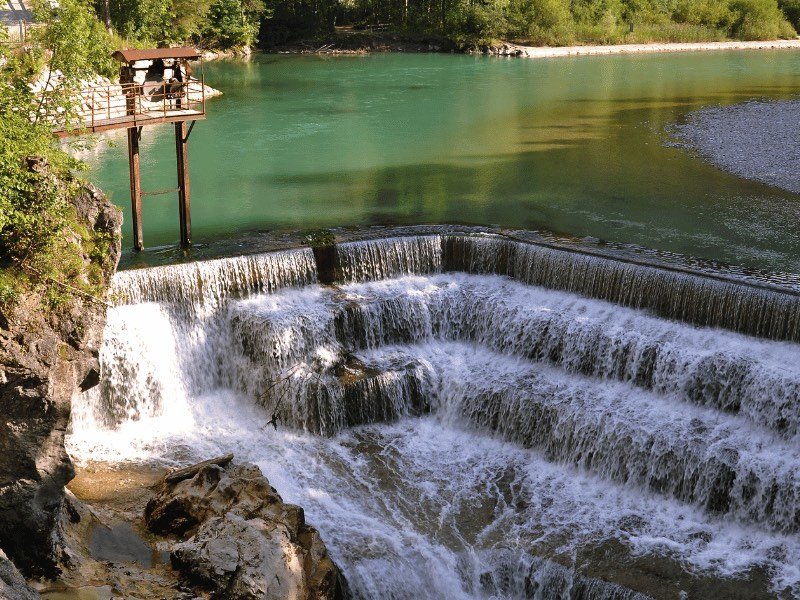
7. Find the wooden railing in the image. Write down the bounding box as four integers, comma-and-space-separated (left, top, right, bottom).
40, 76, 207, 135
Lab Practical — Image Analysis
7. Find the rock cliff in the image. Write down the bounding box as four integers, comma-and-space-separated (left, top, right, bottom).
0, 181, 122, 578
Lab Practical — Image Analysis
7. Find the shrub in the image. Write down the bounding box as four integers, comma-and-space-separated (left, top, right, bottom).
507, 0, 574, 44
729, 0, 796, 39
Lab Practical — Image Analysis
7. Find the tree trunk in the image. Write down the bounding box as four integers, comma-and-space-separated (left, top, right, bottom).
102, 0, 112, 33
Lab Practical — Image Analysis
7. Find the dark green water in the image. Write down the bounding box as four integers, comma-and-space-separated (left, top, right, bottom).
86, 51, 800, 272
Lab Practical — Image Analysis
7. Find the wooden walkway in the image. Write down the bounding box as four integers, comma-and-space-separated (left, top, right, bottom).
54, 108, 205, 136
47, 78, 207, 136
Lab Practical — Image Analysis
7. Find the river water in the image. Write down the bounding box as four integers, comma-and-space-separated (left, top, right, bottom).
86, 51, 800, 273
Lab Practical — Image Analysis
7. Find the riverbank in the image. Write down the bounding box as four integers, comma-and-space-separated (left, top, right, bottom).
266, 32, 800, 56
486, 38, 800, 57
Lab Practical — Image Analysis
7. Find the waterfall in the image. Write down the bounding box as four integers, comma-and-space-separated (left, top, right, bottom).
111, 248, 318, 306
68, 233, 800, 598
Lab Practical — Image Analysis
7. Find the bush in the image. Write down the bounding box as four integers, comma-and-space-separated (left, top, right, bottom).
507, 0, 573, 44
729, 0, 796, 39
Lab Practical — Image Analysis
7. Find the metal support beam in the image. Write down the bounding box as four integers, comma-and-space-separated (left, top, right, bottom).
127, 126, 143, 252
175, 121, 191, 248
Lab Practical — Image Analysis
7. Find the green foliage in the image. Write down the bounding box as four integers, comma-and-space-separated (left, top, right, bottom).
101, 0, 265, 48
203, 0, 267, 47
0, 0, 115, 312
0, 270, 21, 315
728, 0, 796, 39
33, 0, 117, 79
454, 3, 509, 45
106, 0, 176, 42
779, 0, 800, 28
172, 0, 216, 41
261, 0, 796, 46
507, 0, 574, 44
0, 115, 76, 264
1, 0, 108, 227
81, 0, 800, 48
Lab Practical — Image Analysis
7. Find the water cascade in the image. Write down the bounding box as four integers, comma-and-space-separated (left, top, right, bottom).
69, 234, 800, 599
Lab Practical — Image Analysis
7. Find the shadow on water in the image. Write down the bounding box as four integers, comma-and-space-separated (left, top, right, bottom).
88, 522, 169, 568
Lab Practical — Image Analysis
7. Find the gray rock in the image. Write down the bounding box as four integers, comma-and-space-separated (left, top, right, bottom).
146, 462, 348, 600
173, 514, 307, 600
0, 549, 40, 599
0, 178, 122, 577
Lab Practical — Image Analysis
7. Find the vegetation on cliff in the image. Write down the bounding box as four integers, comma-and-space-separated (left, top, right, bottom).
0, 0, 120, 318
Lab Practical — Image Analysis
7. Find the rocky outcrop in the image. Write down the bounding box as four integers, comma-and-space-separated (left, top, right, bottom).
145, 461, 349, 600
0, 549, 40, 600
0, 181, 122, 577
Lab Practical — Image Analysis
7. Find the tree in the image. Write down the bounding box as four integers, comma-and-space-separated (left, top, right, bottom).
203, 0, 267, 47
0, 0, 113, 269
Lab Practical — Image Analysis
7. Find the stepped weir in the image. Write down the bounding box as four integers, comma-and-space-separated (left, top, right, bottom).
71, 232, 800, 599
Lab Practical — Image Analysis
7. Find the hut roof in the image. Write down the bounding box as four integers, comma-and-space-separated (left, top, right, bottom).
112, 47, 201, 63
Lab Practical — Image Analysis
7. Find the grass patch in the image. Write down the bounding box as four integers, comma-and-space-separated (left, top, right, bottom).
569, 22, 728, 45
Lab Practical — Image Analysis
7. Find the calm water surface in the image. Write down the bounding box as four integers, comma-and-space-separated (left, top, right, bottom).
86, 52, 800, 272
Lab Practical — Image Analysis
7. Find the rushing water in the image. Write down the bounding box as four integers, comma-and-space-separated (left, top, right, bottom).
85, 52, 800, 272
68, 235, 800, 599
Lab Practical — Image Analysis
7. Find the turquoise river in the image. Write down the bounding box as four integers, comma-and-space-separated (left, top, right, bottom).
86, 51, 800, 271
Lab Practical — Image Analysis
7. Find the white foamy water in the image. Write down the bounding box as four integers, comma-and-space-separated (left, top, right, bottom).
68, 240, 800, 598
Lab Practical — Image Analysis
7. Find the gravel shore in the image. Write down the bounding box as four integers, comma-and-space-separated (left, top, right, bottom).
672, 98, 800, 193
503, 39, 800, 58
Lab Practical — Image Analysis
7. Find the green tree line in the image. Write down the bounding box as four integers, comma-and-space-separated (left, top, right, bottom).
97, 0, 267, 47
86, 0, 800, 48
261, 0, 800, 46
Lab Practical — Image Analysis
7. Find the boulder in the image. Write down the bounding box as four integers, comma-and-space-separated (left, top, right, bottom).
172, 514, 307, 600
146, 462, 348, 600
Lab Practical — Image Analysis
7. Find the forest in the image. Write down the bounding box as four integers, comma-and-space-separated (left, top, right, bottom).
96, 0, 800, 48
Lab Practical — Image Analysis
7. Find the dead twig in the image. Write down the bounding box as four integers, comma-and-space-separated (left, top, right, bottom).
259, 364, 303, 430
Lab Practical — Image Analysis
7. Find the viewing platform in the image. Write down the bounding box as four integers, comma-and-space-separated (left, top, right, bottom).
47, 47, 209, 251
49, 78, 206, 137
49, 48, 207, 137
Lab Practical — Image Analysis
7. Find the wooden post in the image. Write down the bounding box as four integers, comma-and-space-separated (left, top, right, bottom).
127, 127, 143, 251
175, 121, 191, 248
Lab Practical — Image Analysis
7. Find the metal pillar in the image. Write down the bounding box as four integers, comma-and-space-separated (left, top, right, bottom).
175, 121, 191, 248
127, 127, 143, 251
